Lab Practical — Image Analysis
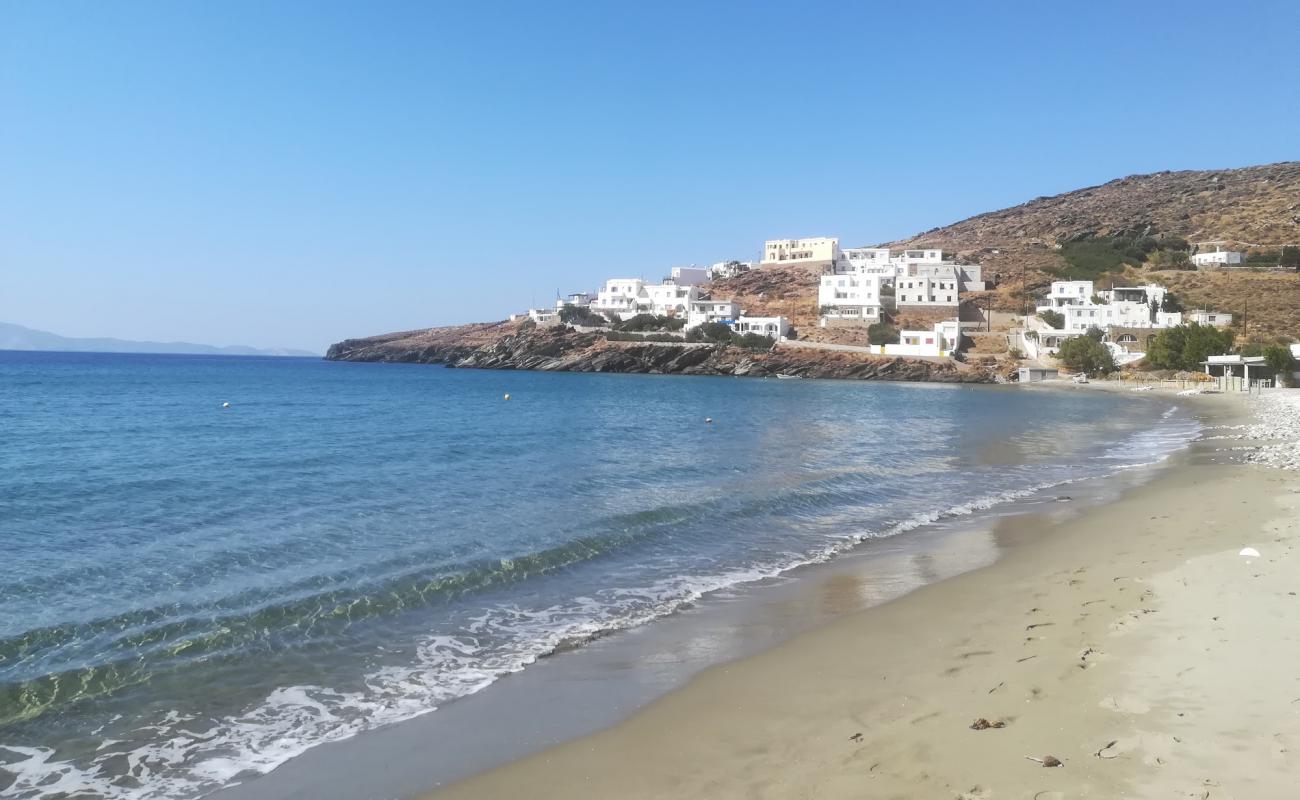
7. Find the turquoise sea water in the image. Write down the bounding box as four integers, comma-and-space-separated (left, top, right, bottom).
0, 352, 1200, 799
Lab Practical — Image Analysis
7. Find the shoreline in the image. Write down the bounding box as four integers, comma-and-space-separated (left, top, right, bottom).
425, 391, 1300, 799
203, 385, 1206, 800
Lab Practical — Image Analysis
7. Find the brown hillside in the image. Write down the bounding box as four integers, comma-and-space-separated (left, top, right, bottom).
881, 162, 1300, 334
703, 162, 1300, 342
892, 162, 1300, 253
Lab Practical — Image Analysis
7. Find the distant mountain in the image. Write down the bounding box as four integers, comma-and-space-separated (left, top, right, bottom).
0, 322, 318, 357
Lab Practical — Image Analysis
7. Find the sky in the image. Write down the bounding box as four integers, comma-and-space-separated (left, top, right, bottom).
2, 0, 1298, 353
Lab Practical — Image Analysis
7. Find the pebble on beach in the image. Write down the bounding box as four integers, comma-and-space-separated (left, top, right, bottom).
1231, 392, 1300, 471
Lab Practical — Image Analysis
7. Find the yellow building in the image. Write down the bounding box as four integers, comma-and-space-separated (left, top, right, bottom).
760, 237, 841, 269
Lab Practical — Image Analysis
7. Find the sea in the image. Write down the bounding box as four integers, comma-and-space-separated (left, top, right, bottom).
0, 351, 1201, 799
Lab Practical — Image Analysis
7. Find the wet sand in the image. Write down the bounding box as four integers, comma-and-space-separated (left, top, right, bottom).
430, 393, 1300, 799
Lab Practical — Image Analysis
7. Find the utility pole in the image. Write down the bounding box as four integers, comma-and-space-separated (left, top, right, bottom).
1021, 263, 1027, 319
1242, 295, 1248, 340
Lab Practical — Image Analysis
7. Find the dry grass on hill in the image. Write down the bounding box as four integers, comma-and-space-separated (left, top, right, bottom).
1142, 268, 1300, 343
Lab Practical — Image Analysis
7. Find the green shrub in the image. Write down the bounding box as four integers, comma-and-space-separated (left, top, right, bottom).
1037, 310, 1064, 329
687, 322, 734, 343
731, 332, 775, 350
867, 322, 899, 345
1058, 335, 1116, 376
1263, 345, 1296, 385
617, 314, 683, 332
1050, 235, 1186, 281
558, 304, 609, 326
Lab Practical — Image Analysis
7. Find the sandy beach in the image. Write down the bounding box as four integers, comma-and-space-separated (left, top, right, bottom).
430, 389, 1300, 800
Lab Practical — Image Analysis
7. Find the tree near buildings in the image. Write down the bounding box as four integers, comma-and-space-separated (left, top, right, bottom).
1057, 334, 1116, 376
1146, 323, 1234, 371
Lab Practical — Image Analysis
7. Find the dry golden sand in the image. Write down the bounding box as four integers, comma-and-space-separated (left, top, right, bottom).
429, 397, 1300, 800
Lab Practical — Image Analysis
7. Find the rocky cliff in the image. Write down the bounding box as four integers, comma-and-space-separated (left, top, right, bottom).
325, 325, 991, 383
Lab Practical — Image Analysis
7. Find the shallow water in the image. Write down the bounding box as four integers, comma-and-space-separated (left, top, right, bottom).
0, 352, 1200, 799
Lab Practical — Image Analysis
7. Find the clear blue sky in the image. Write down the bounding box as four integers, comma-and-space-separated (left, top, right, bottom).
2, 0, 1297, 353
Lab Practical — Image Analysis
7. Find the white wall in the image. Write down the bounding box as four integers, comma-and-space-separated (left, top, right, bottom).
1191, 250, 1244, 266
669, 267, 710, 286
734, 316, 790, 338
896, 273, 959, 306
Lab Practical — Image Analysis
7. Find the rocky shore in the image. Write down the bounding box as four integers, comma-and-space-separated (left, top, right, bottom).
1214, 390, 1300, 470
325, 324, 993, 383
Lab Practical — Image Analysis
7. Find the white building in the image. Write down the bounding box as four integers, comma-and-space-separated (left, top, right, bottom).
882, 320, 961, 357
818, 272, 883, 324
1191, 246, 1245, 268
707, 260, 754, 279
510, 308, 560, 326
667, 266, 710, 286
895, 268, 960, 307
1187, 310, 1234, 327
761, 237, 842, 268
890, 248, 946, 269
898, 260, 986, 291
554, 291, 595, 310
638, 282, 697, 317
841, 247, 895, 276
590, 278, 696, 320
685, 299, 740, 329
733, 316, 791, 339
1096, 285, 1182, 328
591, 278, 645, 319
1039, 280, 1094, 309
1038, 283, 1181, 331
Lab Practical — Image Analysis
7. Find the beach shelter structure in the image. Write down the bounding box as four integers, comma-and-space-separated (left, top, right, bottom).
1201, 355, 1273, 391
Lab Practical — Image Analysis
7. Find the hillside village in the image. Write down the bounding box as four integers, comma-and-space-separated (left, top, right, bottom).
504, 226, 1297, 386
330, 162, 1300, 386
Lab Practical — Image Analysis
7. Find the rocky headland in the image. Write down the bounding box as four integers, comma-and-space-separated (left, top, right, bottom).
325, 324, 992, 383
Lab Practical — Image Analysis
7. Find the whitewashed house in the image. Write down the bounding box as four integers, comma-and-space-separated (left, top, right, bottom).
1191, 246, 1245, 268
685, 299, 740, 329
707, 260, 754, 279
882, 320, 961, 357
667, 266, 710, 286
1095, 285, 1182, 328
1038, 283, 1182, 331
1187, 309, 1234, 327
589, 278, 696, 320
637, 282, 697, 317
898, 260, 986, 291
517, 308, 559, 326
818, 272, 883, 324
841, 247, 895, 276
554, 291, 595, 310
889, 248, 946, 272
591, 278, 645, 320
1038, 280, 1095, 309
895, 267, 960, 307
734, 316, 791, 339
